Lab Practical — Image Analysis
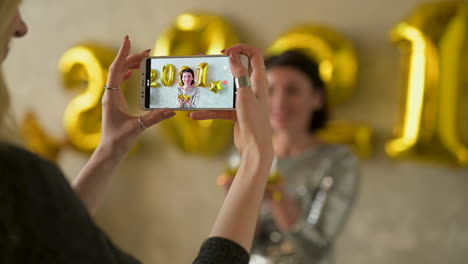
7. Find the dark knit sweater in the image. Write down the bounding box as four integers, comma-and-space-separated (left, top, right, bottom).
0, 143, 249, 264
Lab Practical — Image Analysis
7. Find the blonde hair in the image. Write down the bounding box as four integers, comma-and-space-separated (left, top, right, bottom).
0, 0, 22, 142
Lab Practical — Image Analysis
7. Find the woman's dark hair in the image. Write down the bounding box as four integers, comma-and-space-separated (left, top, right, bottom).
265, 50, 328, 132
180, 68, 195, 85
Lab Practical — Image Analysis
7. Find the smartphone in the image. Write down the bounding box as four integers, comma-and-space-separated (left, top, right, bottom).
140, 55, 249, 110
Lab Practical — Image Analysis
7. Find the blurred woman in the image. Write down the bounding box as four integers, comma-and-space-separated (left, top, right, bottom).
221, 50, 359, 264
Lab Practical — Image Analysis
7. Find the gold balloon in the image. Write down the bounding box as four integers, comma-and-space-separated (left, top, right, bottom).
195, 62, 209, 87
161, 64, 176, 86
20, 111, 65, 162
209, 80, 223, 94
153, 12, 240, 56
153, 12, 239, 156
267, 24, 358, 107
223, 167, 283, 185
178, 94, 191, 101
163, 115, 233, 156
316, 121, 372, 158
222, 166, 283, 201
268, 171, 282, 185
268, 24, 371, 158
386, 2, 468, 166
150, 69, 159, 87
59, 44, 116, 153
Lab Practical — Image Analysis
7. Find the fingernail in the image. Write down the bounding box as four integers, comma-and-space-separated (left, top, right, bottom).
220, 49, 225, 53
124, 35, 129, 40
163, 111, 176, 118
144, 49, 151, 53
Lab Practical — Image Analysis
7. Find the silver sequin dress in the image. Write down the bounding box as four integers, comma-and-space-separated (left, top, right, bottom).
227, 144, 359, 264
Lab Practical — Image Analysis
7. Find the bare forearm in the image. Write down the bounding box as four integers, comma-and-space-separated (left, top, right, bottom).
72, 143, 125, 215
209, 147, 272, 252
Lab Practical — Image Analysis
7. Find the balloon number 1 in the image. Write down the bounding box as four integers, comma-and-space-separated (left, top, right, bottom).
386, 2, 468, 166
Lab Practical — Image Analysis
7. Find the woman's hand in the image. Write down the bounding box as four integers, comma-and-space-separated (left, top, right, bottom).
73, 36, 176, 214
190, 44, 273, 251
190, 44, 273, 162
100, 36, 176, 156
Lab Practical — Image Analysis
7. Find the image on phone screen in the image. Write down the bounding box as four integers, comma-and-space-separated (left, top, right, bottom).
143, 56, 237, 110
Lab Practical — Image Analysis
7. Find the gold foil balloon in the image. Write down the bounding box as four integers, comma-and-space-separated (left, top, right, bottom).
195, 62, 209, 87
316, 121, 372, 158
386, 2, 468, 166
153, 12, 239, 156
267, 24, 357, 107
59, 44, 116, 153
223, 159, 283, 201
20, 111, 64, 162
267, 24, 372, 158
178, 94, 191, 101
150, 69, 159, 87
223, 163, 283, 185
161, 64, 176, 86
153, 12, 239, 56
209, 80, 223, 94
163, 116, 233, 156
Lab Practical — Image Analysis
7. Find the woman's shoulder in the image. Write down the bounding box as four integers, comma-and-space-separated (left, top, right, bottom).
306, 143, 358, 166
0, 142, 64, 182
0, 142, 44, 164
319, 144, 355, 157
321, 144, 360, 176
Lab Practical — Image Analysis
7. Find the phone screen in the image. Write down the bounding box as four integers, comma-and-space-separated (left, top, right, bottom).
143, 56, 236, 109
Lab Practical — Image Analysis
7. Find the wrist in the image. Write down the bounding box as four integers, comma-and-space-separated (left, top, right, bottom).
94, 141, 126, 167
238, 145, 273, 180
98, 127, 139, 162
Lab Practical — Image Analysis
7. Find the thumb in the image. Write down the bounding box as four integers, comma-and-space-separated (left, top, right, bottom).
139, 109, 176, 128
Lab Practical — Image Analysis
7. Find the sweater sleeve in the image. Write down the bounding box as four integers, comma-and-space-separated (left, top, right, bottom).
0, 143, 141, 264
193, 237, 250, 264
